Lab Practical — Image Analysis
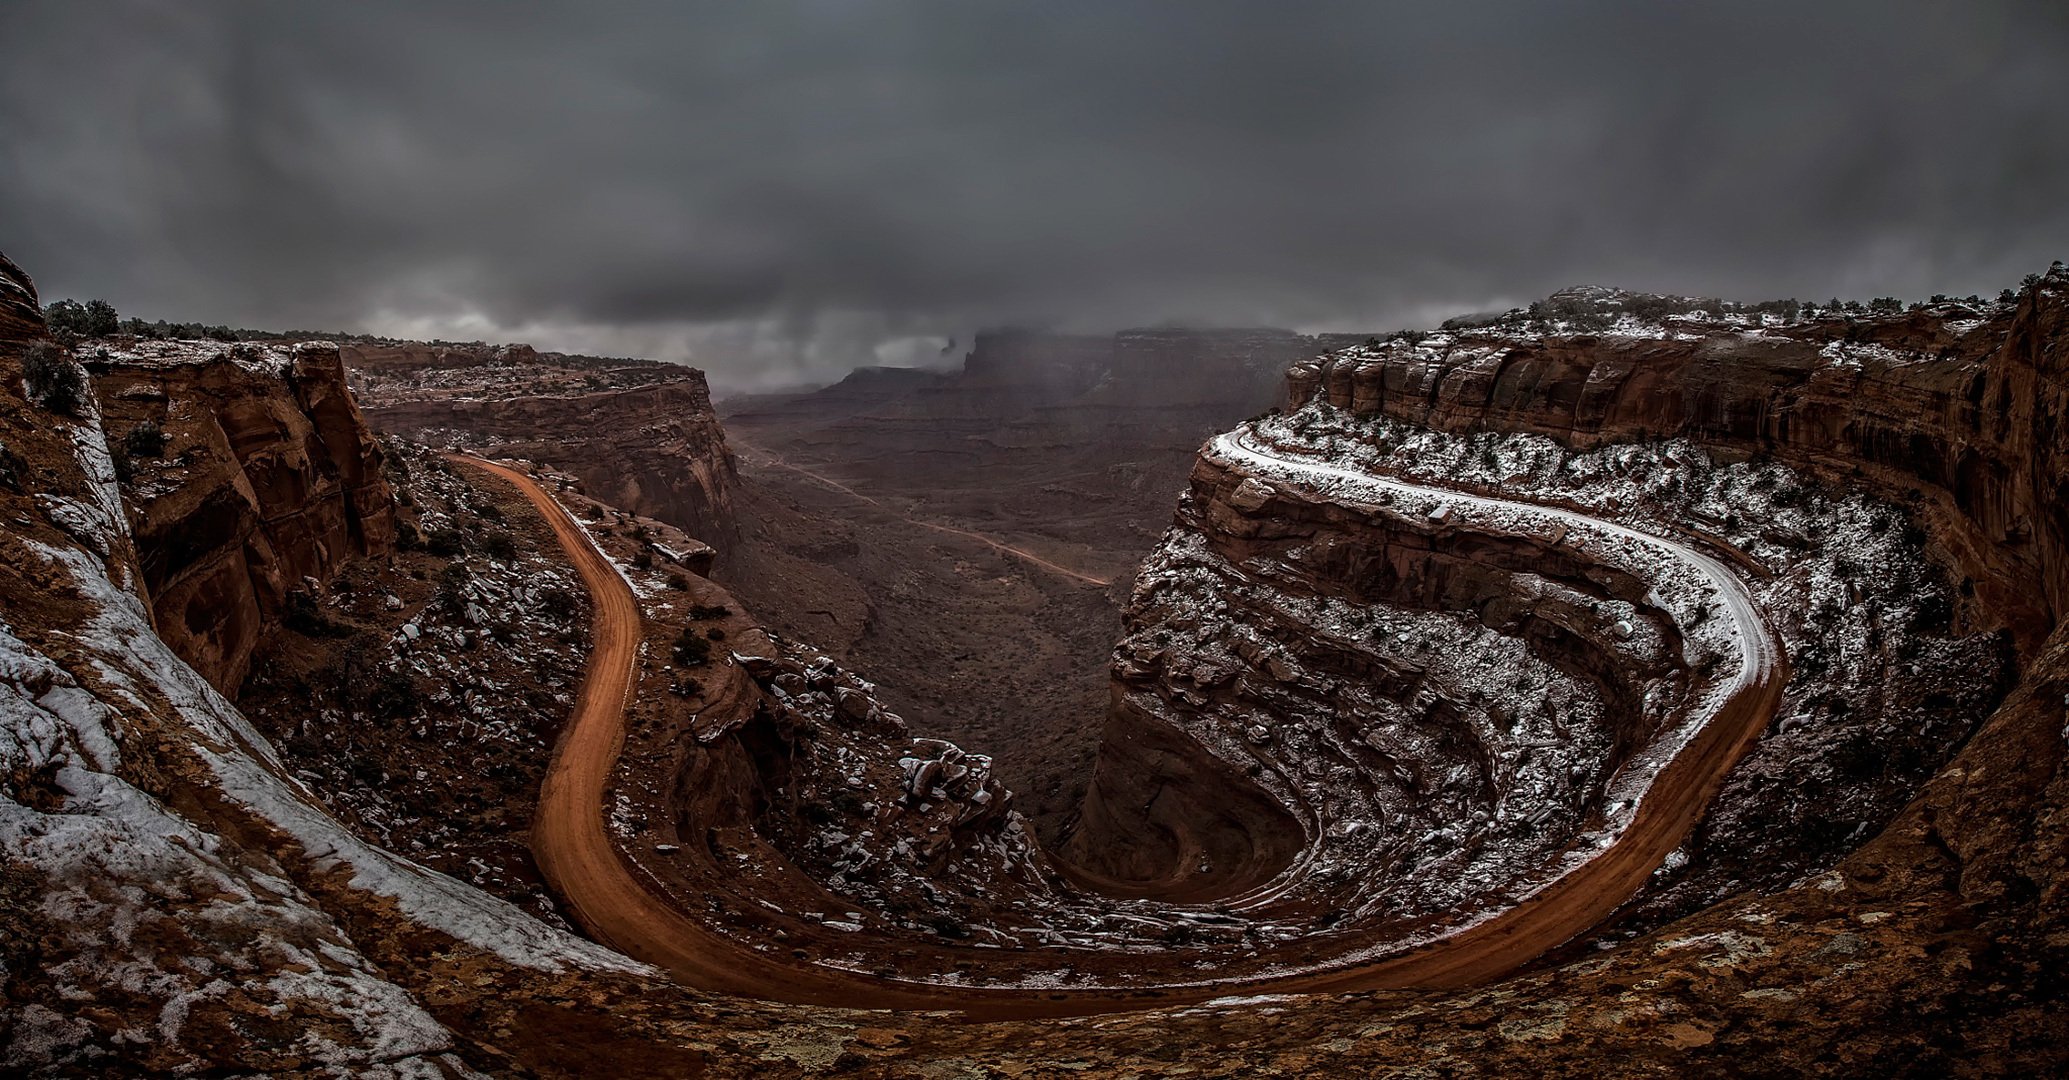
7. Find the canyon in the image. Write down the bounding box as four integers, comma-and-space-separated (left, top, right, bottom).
4, 244, 2069, 1077
714, 326, 1362, 837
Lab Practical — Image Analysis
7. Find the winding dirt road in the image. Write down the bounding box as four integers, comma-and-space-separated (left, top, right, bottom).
455, 457, 766, 994
456, 455, 1087, 1012
456, 435, 1784, 1016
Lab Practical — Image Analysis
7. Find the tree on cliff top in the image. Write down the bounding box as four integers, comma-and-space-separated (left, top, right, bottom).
44, 298, 118, 339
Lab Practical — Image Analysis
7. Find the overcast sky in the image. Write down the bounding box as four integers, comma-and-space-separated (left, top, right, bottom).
4, 2, 2068, 389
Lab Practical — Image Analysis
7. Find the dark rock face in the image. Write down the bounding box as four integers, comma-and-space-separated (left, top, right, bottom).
90, 341, 398, 694
0, 253, 42, 344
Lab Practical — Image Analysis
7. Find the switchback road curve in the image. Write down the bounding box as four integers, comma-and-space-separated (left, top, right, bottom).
455, 431, 1785, 1015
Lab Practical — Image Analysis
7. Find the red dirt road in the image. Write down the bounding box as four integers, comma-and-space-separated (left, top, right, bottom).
456, 455, 1123, 1013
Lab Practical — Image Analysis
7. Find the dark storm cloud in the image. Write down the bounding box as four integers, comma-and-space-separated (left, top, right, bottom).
5, 1, 2069, 388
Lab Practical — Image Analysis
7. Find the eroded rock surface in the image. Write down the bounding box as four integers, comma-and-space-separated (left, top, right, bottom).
90, 339, 397, 693
358, 349, 738, 545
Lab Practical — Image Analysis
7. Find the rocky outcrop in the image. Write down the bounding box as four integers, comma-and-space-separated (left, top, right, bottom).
0, 253, 671, 1077
367, 378, 738, 545
88, 340, 398, 695
1060, 279, 2069, 998
959, 329, 1112, 392
0, 253, 42, 346
1091, 327, 1342, 408
1289, 281, 2068, 654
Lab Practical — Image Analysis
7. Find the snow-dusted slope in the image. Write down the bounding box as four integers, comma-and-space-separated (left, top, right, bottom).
0, 255, 647, 1075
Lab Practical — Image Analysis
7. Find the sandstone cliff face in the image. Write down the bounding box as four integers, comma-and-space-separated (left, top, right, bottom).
0, 253, 664, 1077
367, 378, 738, 545
88, 340, 397, 695
1289, 286, 2069, 653
1061, 277, 2069, 954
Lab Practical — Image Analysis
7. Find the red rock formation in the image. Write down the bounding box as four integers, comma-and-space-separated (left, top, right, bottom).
366, 379, 738, 545
340, 340, 543, 376
89, 340, 397, 694
1289, 283, 2067, 654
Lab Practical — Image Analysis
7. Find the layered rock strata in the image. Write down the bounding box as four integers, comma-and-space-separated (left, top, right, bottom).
368, 378, 737, 545
87, 339, 397, 693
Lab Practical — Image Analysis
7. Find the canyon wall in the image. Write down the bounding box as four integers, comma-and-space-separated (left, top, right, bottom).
367, 379, 738, 544
1289, 280, 2069, 652
89, 340, 398, 695
0, 252, 671, 1076
1069, 280, 2069, 957
717, 325, 1381, 839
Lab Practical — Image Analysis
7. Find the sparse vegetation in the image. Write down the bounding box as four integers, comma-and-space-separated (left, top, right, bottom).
435, 561, 473, 613
122, 421, 168, 458
480, 529, 518, 560
539, 585, 578, 620
672, 626, 711, 665
282, 589, 350, 638
21, 342, 84, 415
